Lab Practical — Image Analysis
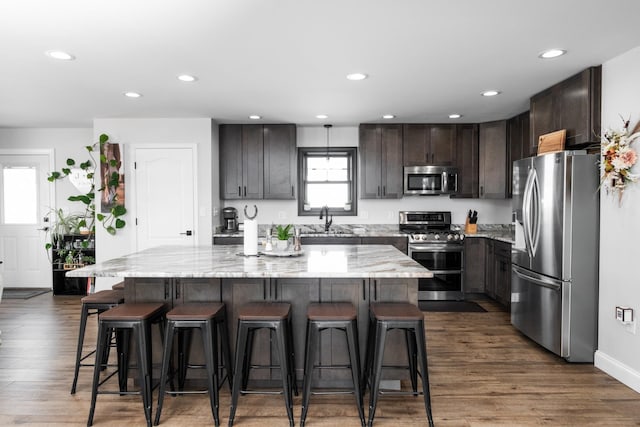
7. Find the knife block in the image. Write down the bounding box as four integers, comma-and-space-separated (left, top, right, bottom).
464, 220, 477, 234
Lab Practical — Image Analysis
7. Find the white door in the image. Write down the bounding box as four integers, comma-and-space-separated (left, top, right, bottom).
134, 147, 196, 251
0, 152, 53, 288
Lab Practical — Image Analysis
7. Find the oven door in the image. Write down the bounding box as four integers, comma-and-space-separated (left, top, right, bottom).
409, 243, 464, 301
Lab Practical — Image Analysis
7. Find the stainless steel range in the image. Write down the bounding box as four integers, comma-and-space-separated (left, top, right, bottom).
400, 211, 464, 301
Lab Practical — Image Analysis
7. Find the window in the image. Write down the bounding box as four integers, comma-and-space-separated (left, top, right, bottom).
298, 147, 357, 216
2, 165, 38, 224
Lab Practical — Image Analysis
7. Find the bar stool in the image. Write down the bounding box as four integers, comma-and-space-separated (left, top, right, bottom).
363, 302, 434, 427
155, 303, 233, 427
300, 302, 365, 427
87, 302, 167, 427
112, 281, 125, 291
70, 289, 124, 394
228, 302, 297, 427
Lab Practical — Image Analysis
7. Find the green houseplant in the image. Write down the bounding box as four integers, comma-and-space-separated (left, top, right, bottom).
275, 224, 292, 250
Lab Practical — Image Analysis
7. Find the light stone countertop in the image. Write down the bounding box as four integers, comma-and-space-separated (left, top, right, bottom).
67, 244, 433, 279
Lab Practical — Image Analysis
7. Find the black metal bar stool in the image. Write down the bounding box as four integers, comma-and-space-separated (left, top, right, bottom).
228, 302, 297, 427
155, 303, 233, 427
363, 302, 434, 427
87, 302, 168, 427
70, 289, 124, 394
300, 302, 365, 427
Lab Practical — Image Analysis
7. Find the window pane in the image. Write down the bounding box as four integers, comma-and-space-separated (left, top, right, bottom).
307, 183, 348, 208
307, 156, 348, 181
3, 167, 38, 224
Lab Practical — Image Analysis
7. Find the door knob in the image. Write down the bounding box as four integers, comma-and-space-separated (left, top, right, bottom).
37, 227, 49, 232
180, 230, 193, 236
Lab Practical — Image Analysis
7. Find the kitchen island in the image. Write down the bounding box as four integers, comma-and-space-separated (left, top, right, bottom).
68, 244, 432, 384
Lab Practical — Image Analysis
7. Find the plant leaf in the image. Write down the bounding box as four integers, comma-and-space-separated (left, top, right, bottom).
115, 218, 126, 229
112, 205, 126, 216
106, 226, 116, 235
66, 158, 76, 166
99, 134, 109, 144
96, 213, 105, 221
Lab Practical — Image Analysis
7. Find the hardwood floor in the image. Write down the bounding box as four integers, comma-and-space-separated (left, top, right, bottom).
0, 294, 639, 426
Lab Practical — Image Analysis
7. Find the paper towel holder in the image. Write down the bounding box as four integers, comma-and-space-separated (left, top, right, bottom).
244, 204, 258, 220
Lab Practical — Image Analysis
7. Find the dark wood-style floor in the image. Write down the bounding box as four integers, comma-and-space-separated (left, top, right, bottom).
0, 294, 639, 426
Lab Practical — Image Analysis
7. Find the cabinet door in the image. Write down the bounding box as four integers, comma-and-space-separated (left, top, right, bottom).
558, 68, 601, 148
319, 278, 369, 380
479, 120, 507, 199
242, 125, 264, 199
403, 124, 430, 166
380, 125, 403, 198
124, 278, 173, 304
221, 278, 270, 379
454, 124, 479, 198
530, 89, 556, 154
484, 241, 496, 299
360, 236, 407, 255
263, 124, 296, 199
176, 278, 222, 303
359, 124, 383, 199
463, 238, 486, 293
213, 236, 243, 245
371, 278, 418, 303
493, 241, 512, 307
430, 125, 456, 165
219, 125, 243, 199
274, 278, 320, 377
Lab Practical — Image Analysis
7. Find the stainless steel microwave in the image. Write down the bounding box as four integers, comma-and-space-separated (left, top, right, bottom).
403, 166, 458, 195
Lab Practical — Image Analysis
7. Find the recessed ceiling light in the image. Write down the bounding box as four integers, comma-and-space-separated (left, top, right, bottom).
248, 115, 261, 120
316, 114, 329, 119
177, 74, 197, 82
346, 73, 368, 81
539, 49, 566, 59
481, 90, 500, 97
382, 114, 395, 119
124, 92, 142, 98
46, 50, 75, 61
449, 114, 462, 119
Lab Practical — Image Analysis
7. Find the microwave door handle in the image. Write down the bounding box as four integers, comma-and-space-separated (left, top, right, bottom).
442, 172, 448, 192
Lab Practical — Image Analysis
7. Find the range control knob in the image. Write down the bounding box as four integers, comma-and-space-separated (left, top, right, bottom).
434, 234, 440, 240
459, 234, 465, 241
447, 234, 453, 241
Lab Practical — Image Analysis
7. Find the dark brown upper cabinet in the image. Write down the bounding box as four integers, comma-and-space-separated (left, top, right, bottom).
507, 111, 531, 197
479, 120, 508, 199
219, 124, 296, 200
530, 66, 601, 150
263, 124, 296, 199
452, 124, 479, 199
403, 124, 456, 166
359, 124, 403, 199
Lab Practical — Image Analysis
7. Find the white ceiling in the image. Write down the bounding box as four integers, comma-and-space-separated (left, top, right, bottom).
2, 0, 640, 128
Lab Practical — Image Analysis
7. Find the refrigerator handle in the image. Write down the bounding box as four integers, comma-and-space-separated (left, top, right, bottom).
530, 169, 541, 256
522, 168, 534, 258
512, 265, 561, 291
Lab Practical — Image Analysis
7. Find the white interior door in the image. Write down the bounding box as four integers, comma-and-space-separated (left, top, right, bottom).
134, 147, 196, 251
0, 152, 53, 288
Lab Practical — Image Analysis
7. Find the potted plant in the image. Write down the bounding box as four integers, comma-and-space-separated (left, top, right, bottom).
275, 224, 292, 250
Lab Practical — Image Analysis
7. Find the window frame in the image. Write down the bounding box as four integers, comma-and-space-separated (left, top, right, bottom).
297, 147, 358, 217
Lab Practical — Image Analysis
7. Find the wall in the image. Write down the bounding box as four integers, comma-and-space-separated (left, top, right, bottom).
93, 118, 215, 289
222, 125, 512, 227
594, 45, 640, 392
0, 127, 93, 213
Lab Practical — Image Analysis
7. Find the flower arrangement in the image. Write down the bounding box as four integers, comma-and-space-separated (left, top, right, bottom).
601, 117, 640, 204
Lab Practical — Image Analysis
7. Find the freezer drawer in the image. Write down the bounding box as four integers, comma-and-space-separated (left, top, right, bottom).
511, 264, 569, 358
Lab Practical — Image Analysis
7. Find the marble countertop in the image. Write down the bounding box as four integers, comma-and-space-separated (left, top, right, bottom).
67, 244, 433, 279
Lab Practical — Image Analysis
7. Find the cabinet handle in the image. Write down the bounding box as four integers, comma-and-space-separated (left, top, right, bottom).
263, 280, 267, 300
291, 185, 294, 197
243, 186, 247, 197
480, 185, 484, 196
377, 186, 380, 197
175, 279, 180, 300
238, 186, 241, 197
164, 279, 170, 300
383, 186, 386, 197
362, 280, 366, 301
374, 280, 378, 301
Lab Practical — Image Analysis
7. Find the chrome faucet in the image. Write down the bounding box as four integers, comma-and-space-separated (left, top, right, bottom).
319, 205, 333, 232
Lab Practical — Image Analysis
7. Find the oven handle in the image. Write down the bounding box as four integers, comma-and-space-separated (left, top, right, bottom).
429, 269, 463, 275
409, 244, 463, 252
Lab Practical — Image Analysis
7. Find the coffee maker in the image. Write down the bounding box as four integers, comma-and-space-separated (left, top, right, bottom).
222, 207, 238, 233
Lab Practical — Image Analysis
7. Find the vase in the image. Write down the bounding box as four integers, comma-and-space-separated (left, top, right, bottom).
275, 239, 289, 251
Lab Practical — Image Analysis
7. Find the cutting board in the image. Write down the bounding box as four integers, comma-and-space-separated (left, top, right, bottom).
537, 129, 566, 155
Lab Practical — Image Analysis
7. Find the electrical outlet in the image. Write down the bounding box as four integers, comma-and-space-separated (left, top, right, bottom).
616, 306, 624, 321
278, 211, 287, 220
360, 210, 369, 219
624, 319, 637, 335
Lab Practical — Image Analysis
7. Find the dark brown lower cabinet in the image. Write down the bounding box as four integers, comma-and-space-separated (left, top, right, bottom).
462, 238, 511, 308
463, 238, 486, 293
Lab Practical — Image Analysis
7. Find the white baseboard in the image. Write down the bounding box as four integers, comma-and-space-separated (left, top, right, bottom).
594, 350, 640, 393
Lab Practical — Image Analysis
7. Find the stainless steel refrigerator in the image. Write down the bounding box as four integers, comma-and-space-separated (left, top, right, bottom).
511, 151, 599, 362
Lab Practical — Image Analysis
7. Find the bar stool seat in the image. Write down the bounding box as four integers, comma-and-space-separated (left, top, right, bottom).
88, 302, 167, 427
155, 303, 233, 427
301, 302, 365, 427
364, 302, 434, 427
71, 289, 124, 394
112, 281, 125, 291
229, 302, 296, 427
